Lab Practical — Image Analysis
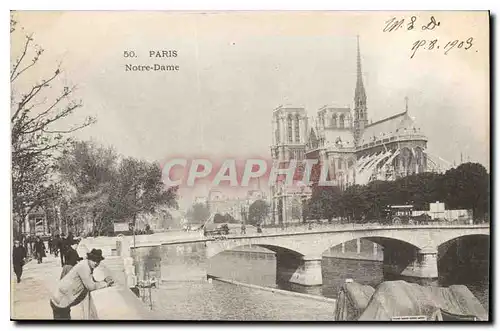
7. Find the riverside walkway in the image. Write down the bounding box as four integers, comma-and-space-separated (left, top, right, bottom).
10, 255, 85, 320
11, 248, 160, 320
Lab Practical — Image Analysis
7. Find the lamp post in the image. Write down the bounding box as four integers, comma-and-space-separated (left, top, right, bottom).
240, 201, 250, 235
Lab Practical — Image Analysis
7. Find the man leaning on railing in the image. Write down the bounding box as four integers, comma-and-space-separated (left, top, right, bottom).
49, 249, 114, 320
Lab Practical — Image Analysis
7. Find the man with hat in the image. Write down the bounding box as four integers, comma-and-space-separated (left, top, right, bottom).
50, 249, 113, 320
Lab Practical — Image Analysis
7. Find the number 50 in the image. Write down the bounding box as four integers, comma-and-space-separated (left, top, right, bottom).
123, 50, 136, 58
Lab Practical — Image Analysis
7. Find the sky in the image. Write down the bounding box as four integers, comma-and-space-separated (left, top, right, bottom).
11, 11, 490, 208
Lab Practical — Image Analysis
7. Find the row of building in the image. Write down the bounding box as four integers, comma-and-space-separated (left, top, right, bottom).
194, 188, 270, 222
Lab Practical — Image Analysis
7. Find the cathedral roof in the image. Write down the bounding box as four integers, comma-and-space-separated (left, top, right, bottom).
360, 111, 425, 145
324, 129, 355, 149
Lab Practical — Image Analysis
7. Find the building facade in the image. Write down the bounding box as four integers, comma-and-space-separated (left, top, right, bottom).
270, 37, 429, 224
207, 188, 269, 222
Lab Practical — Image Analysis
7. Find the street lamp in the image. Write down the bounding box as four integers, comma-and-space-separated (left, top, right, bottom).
240, 202, 250, 235
240, 202, 249, 224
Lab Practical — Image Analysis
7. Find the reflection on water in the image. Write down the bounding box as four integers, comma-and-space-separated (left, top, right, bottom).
149, 248, 488, 320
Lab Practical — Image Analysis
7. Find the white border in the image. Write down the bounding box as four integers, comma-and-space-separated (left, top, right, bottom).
2, 1, 498, 330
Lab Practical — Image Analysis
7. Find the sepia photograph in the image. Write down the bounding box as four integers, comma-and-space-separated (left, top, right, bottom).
9, 10, 490, 321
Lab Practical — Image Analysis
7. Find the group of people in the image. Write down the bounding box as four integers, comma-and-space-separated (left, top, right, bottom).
12, 233, 79, 284
240, 223, 263, 234
12, 235, 47, 283
12, 232, 115, 320
15, 235, 48, 265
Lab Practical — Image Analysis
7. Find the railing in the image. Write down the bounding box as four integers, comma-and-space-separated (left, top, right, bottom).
358, 133, 427, 151
213, 221, 489, 239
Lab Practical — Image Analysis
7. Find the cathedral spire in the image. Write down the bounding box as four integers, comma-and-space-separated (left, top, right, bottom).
355, 35, 367, 105
353, 35, 368, 146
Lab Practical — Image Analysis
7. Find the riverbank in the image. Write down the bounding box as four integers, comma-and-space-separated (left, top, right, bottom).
152, 280, 336, 320
210, 276, 337, 306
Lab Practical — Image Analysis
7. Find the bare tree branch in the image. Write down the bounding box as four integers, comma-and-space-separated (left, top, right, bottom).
10, 34, 32, 81
11, 70, 59, 123
42, 119, 95, 134
11, 49, 44, 82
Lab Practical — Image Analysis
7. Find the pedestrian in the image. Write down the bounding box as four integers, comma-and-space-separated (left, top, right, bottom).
34, 236, 46, 264
29, 236, 35, 258
53, 234, 60, 257
48, 236, 53, 254
240, 222, 246, 235
24, 235, 32, 258
20, 234, 27, 250
58, 234, 66, 266
60, 238, 82, 279
50, 249, 113, 320
12, 240, 26, 283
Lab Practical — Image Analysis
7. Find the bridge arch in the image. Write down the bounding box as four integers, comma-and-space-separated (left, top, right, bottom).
437, 233, 489, 247
318, 234, 420, 255
437, 234, 489, 284
298, 230, 430, 258
430, 229, 490, 250
206, 238, 306, 259
437, 233, 489, 260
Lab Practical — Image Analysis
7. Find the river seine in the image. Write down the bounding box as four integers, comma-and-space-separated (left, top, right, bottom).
148, 247, 488, 320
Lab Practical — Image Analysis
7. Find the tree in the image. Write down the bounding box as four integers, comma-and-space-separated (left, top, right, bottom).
363, 180, 393, 220
308, 185, 342, 222
112, 157, 178, 231
186, 203, 211, 224
11, 14, 95, 233
340, 185, 369, 222
223, 213, 237, 223
213, 213, 225, 223
58, 141, 118, 235
58, 141, 179, 235
442, 163, 489, 220
248, 200, 270, 225
211, 212, 237, 224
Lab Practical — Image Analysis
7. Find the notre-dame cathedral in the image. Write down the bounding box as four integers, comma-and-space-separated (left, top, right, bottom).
270, 37, 429, 224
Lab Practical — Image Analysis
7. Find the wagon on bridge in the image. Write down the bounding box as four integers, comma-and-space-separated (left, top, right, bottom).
384, 205, 414, 225
203, 223, 230, 236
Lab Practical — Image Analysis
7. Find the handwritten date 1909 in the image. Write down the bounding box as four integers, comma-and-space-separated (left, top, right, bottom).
410, 37, 475, 59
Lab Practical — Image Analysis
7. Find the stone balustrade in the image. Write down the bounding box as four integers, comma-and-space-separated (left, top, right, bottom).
78, 264, 160, 320
77, 238, 158, 319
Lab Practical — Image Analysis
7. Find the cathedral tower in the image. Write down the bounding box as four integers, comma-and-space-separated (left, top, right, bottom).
270, 105, 308, 226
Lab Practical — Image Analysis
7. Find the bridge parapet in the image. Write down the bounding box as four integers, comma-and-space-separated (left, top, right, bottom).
239, 223, 489, 238
206, 224, 489, 258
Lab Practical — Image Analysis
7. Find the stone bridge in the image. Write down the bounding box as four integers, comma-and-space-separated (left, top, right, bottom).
206, 224, 490, 286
